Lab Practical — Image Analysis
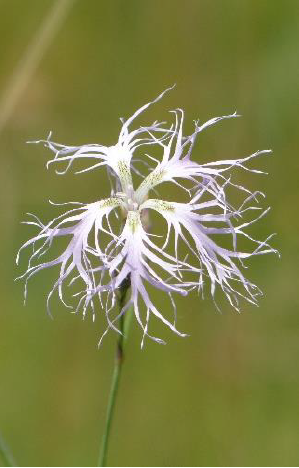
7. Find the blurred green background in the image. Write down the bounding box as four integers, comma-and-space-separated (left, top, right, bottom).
0, 0, 298, 466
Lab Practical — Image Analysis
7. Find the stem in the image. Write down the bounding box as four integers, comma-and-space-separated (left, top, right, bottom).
97, 279, 131, 467
0, 0, 75, 135
97, 318, 124, 467
0, 432, 16, 467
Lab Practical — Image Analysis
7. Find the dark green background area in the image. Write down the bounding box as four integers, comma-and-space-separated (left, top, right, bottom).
0, 1, 298, 466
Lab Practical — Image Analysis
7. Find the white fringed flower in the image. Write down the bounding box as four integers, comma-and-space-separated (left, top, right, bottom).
17, 87, 277, 347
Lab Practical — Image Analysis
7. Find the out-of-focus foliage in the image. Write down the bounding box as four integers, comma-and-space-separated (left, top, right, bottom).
0, 0, 298, 466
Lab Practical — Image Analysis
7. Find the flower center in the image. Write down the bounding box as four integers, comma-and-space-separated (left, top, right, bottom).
116, 184, 139, 212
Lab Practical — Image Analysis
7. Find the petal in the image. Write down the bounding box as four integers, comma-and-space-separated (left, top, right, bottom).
17, 198, 122, 316
141, 197, 276, 310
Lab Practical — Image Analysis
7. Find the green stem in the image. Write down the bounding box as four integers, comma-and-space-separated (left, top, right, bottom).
0, 0, 75, 135
97, 279, 132, 467
0, 432, 16, 467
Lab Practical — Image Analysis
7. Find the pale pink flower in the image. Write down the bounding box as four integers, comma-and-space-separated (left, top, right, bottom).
17, 88, 277, 347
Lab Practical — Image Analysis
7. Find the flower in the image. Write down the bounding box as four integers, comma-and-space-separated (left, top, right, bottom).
17, 87, 277, 347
